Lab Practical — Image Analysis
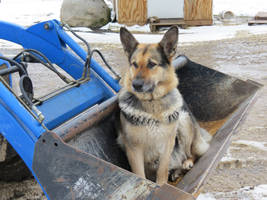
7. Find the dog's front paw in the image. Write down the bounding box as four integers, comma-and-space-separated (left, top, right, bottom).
156, 179, 167, 186
156, 176, 168, 186
182, 159, 194, 170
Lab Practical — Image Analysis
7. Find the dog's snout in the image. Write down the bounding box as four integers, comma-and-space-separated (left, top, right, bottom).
132, 79, 144, 92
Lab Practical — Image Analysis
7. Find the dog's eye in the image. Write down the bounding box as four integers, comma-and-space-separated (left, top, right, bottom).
147, 61, 157, 69
132, 62, 138, 68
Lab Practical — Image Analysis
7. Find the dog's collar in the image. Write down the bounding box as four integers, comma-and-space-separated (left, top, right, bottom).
121, 109, 179, 126
119, 90, 181, 126
121, 111, 160, 126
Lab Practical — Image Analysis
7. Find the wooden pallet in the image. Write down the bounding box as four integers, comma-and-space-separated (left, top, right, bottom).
248, 12, 267, 26
149, 19, 186, 32
255, 12, 267, 20
248, 20, 267, 26
149, 18, 212, 32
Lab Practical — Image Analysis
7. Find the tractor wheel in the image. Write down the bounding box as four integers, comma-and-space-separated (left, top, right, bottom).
0, 135, 32, 182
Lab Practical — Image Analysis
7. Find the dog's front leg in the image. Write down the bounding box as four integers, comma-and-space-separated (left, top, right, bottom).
156, 135, 176, 185
178, 112, 195, 170
125, 144, 146, 179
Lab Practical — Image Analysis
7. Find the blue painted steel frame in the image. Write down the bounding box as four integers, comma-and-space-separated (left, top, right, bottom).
0, 20, 121, 92
0, 20, 121, 199
37, 76, 112, 130
0, 20, 120, 129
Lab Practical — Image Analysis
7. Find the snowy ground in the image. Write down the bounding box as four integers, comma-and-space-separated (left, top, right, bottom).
1, 0, 267, 26
0, 0, 267, 200
0, 0, 62, 26
198, 185, 267, 200
213, 0, 267, 16
1, 0, 267, 46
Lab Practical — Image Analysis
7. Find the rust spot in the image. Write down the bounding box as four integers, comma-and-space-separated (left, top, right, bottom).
55, 177, 66, 183
192, 186, 203, 198
58, 102, 117, 142
97, 166, 104, 175
70, 187, 75, 200
110, 165, 117, 172
149, 184, 194, 200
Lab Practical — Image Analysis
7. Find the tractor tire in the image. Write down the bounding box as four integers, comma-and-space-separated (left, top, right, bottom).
0, 135, 32, 182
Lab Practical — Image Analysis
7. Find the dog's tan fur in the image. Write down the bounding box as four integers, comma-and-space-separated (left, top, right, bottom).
118, 26, 211, 185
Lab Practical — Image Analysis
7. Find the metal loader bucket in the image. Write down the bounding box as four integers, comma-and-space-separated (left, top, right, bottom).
32, 56, 261, 200
174, 56, 261, 194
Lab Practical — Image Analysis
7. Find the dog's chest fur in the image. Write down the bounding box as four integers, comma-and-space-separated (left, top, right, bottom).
118, 88, 183, 163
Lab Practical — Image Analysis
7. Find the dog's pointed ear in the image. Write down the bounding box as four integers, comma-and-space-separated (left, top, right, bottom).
120, 27, 139, 58
159, 26, 178, 59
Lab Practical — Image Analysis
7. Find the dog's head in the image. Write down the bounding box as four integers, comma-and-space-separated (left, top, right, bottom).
120, 26, 179, 100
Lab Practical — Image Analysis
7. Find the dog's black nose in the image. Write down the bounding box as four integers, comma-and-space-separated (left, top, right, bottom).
132, 79, 144, 92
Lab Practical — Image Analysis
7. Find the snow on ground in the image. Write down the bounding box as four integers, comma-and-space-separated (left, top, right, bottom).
101, 22, 151, 33
1, 0, 267, 26
0, 0, 63, 27
232, 140, 267, 152
197, 185, 267, 200
78, 24, 267, 44
213, 0, 267, 16
0, 0, 267, 46
51, 23, 267, 45
1, 21, 267, 48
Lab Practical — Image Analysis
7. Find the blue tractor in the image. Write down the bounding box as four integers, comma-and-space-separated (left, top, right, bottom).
0, 20, 261, 200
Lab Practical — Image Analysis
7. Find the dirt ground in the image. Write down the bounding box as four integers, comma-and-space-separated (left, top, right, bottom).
0, 33, 267, 200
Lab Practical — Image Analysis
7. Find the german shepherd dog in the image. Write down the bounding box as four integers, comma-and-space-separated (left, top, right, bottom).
118, 26, 212, 185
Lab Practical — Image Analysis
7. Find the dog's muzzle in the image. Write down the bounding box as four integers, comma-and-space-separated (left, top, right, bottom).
132, 79, 155, 93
